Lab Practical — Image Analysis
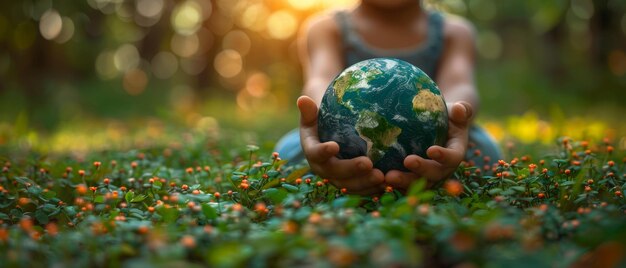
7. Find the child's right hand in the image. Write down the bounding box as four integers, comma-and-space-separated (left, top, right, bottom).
297, 96, 386, 195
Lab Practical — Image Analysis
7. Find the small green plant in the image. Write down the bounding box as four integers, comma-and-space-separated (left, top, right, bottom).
0, 136, 624, 267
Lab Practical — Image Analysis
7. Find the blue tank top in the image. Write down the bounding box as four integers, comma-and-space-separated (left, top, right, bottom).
334, 11, 444, 78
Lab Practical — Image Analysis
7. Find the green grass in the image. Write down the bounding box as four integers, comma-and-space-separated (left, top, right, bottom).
0, 126, 625, 267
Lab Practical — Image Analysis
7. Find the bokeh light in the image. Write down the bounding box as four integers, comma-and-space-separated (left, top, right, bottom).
113, 44, 140, 72
476, 31, 502, 60
136, 0, 164, 18
267, 10, 298, 40
95, 50, 117, 80
239, 3, 270, 32
288, 0, 317, 10
151, 51, 178, 79
245, 71, 270, 97
570, 0, 594, 20
214, 49, 243, 78
468, 0, 496, 21
223, 30, 251, 56
122, 68, 148, 95
171, 0, 206, 36
39, 9, 62, 40
171, 33, 200, 58
54, 17, 74, 43
180, 56, 207, 75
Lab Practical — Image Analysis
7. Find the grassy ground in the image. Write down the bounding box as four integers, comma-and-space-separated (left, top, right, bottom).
1, 118, 625, 267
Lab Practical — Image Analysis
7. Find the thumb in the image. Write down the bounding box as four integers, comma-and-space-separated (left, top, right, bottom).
297, 96, 319, 127
449, 101, 473, 126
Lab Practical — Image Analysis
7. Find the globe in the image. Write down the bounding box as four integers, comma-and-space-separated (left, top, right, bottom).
318, 58, 448, 173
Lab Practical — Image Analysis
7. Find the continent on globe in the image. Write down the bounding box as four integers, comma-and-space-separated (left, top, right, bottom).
318, 58, 448, 173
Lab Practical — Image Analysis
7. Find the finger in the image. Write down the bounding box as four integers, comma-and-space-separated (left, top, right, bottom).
322, 156, 375, 179
426, 145, 465, 167
384, 170, 415, 190
403, 154, 440, 176
449, 101, 473, 125
305, 141, 339, 163
297, 96, 318, 127
334, 168, 385, 194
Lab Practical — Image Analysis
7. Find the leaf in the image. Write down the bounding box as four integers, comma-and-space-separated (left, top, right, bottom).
381, 193, 396, 206
27, 186, 42, 196
41, 191, 57, 199
35, 209, 49, 224
158, 206, 179, 223
94, 195, 105, 203
263, 188, 288, 204
408, 179, 427, 197
0, 213, 8, 220
152, 180, 162, 190
131, 195, 147, 203
281, 184, 299, 193
332, 196, 362, 209
285, 167, 310, 183
202, 203, 218, 220
125, 191, 135, 204
488, 188, 502, 195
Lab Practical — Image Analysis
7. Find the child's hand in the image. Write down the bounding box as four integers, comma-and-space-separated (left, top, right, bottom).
298, 96, 386, 195
384, 102, 473, 191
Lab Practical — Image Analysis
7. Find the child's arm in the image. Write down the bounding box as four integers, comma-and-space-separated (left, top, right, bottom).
385, 16, 477, 190
297, 14, 386, 195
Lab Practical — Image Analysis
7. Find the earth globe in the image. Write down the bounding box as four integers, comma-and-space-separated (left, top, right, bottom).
317, 58, 448, 173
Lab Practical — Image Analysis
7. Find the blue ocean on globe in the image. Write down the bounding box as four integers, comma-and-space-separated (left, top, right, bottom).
318, 58, 448, 173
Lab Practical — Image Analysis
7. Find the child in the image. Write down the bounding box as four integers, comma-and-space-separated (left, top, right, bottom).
275, 0, 502, 195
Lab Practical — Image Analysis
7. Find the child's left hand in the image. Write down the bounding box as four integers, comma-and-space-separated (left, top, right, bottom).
384, 101, 472, 191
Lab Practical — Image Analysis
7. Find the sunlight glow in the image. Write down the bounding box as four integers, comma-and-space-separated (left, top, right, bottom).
245, 72, 270, 97
39, 9, 62, 40
171, 1, 204, 35
267, 10, 298, 40
214, 49, 243, 78
288, 0, 317, 10
239, 4, 270, 32
222, 30, 251, 56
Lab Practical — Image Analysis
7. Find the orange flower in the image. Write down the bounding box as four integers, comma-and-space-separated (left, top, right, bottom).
180, 235, 196, 248
444, 180, 463, 197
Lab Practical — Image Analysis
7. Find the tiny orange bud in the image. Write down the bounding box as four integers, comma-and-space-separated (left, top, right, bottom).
137, 225, 149, 235
76, 184, 88, 195
214, 192, 221, 199
444, 180, 463, 197
180, 235, 196, 248
537, 193, 545, 199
